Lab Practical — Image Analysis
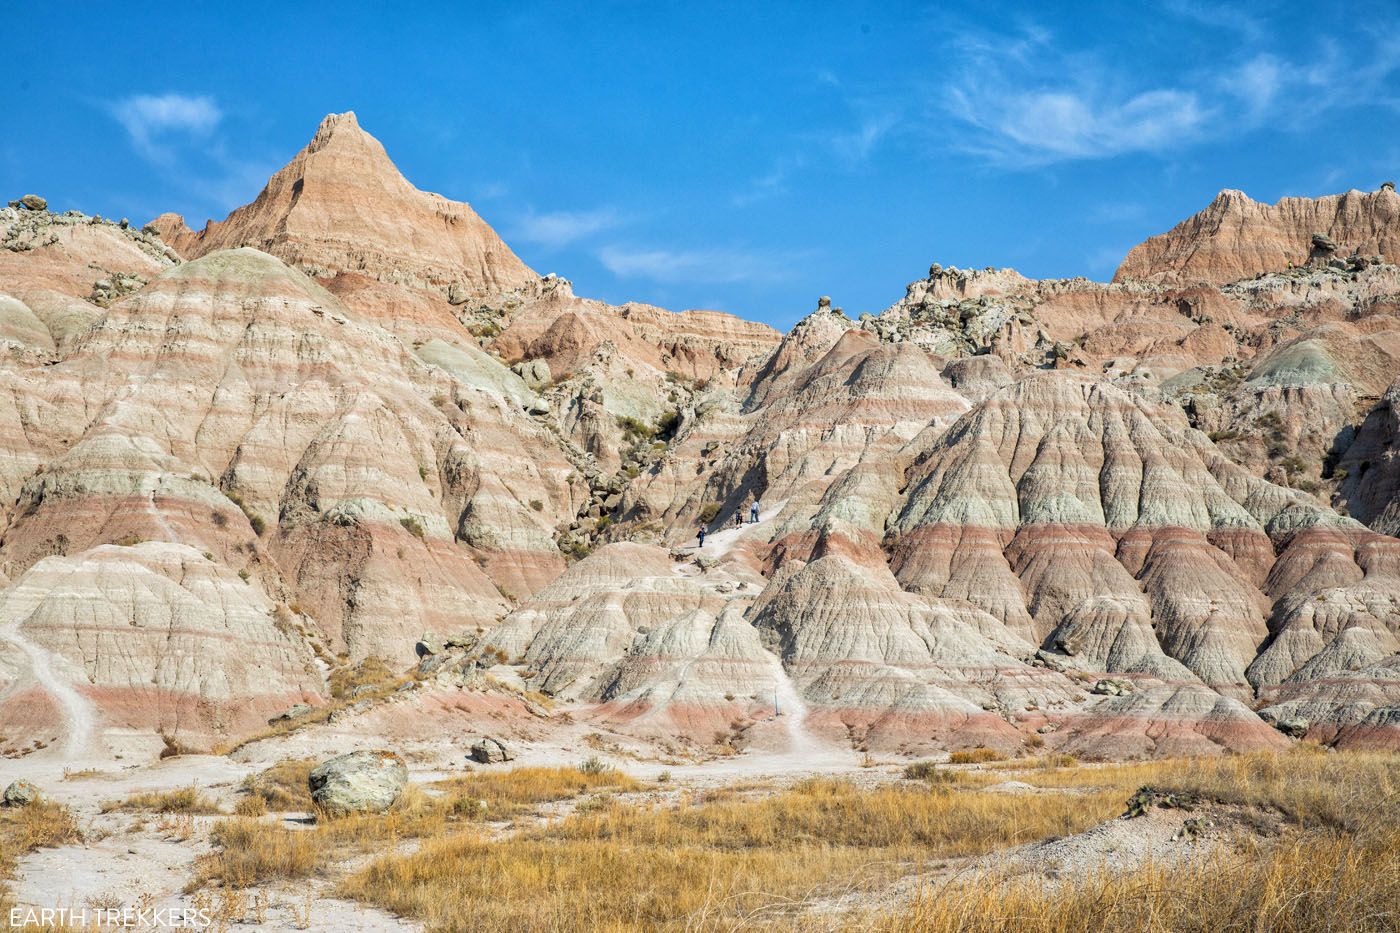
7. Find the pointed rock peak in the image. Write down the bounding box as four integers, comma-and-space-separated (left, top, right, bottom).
1207, 188, 1252, 209
145, 111, 537, 300
316, 110, 360, 136
147, 212, 200, 258
304, 111, 381, 157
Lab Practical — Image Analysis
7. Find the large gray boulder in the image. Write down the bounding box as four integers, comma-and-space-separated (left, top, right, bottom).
1275, 717, 1310, 739
3, 780, 40, 807
417, 632, 445, 657
1091, 678, 1135, 697
470, 737, 514, 764
512, 358, 552, 390
267, 703, 315, 725
307, 750, 407, 816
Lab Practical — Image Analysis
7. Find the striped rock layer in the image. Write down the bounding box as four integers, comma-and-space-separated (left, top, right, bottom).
3, 116, 1400, 759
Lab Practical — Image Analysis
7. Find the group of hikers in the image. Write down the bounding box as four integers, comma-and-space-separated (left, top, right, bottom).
695, 498, 760, 547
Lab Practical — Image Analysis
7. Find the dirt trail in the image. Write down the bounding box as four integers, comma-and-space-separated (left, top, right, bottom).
693, 500, 786, 559
147, 479, 182, 543
0, 608, 97, 763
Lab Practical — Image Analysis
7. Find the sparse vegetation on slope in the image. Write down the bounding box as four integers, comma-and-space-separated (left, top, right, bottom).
100, 785, 222, 814
0, 801, 82, 915
340, 773, 1125, 930
879, 748, 1400, 933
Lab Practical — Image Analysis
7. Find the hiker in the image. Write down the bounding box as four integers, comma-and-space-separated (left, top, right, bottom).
734, 510, 743, 529
749, 499, 760, 524
697, 524, 707, 548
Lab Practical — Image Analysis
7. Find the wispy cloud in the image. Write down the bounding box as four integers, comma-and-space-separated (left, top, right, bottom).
102, 93, 281, 225
1223, 54, 1283, 118
830, 114, 899, 163
941, 12, 1400, 168
598, 244, 796, 284
508, 208, 621, 248
943, 27, 1209, 165
732, 154, 806, 206
111, 93, 222, 162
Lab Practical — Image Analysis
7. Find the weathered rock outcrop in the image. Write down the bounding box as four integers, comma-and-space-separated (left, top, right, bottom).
1116, 187, 1400, 286
149, 112, 536, 302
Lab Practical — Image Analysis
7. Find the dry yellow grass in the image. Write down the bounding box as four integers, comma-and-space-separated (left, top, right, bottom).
194, 750, 1400, 931
100, 785, 221, 814
341, 775, 1125, 931
193, 817, 319, 889
433, 765, 643, 814
871, 748, 1400, 932
195, 766, 643, 894
241, 758, 316, 811
213, 659, 412, 755
0, 801, 82, 915
549, 776, 1119, 853
878, 829, 1400, 932
233, 795, 268, 817
947, 747, 1004, 765
328, 656, 399, 699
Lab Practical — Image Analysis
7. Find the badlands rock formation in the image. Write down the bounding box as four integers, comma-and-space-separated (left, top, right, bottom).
1, 113, 1398, 762
150, 112, 535, 302
1116, 186, 1400, 285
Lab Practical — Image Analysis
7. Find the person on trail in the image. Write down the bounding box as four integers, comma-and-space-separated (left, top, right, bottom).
749, 500, 760, 524
697, 524, 707, 548
734, 510, 743, 529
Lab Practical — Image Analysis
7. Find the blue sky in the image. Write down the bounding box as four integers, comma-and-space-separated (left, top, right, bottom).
6, 2, 1400, 329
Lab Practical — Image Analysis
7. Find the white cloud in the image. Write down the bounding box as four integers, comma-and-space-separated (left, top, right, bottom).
941, 13, 1400, 168
732, 153, 806, 206
956, 87, 1207, 162
598, 244, 793, 284
509, 208, 620, 248
943, 27, 1210, 166
830, 114, 899, 163
111, 93, 222, 161
1224, 54, 1283, 117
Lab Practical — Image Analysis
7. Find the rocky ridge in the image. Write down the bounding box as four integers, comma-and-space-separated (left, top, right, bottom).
0, 114, 1397, 761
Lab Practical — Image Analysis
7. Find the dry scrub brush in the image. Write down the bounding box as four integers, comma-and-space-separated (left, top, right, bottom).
100, 785, 221, 815
339, 775, 1127, 930
0, 801, 82, 915
879, 748, 1400, 933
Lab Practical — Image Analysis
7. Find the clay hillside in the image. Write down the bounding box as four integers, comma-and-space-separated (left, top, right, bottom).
1, 112, 1398, 766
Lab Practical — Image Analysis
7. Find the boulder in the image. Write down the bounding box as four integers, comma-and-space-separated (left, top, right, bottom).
327, 700, 374, 724
307, 750, 408, 816
2, 781, 40, 807
1091, 678, 1136, 697
512, 358, 552, 389
417, 653, 449, 675
417, 632, 446, 656
1275, 717, 1310, 739
17, 194, 46, 212
469, 737, 514, 764
1311, 232, 1339, 253
267, 703, 316, 725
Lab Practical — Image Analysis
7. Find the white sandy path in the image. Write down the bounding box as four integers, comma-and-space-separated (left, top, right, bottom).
147, 480, 182, 543
673, 501, 859, 774
0, 582, 98, 767
0, 479, 184, 772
